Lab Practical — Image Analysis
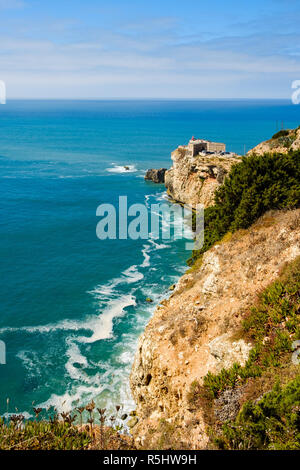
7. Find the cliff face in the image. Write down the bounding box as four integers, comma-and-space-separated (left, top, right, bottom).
164, 148, 240, 208
248, 127, 300, 155
145, 168, 167, 183
130, 209, 300, 449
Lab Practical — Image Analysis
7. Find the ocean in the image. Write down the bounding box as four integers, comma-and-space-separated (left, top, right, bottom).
0, 99, 299, 418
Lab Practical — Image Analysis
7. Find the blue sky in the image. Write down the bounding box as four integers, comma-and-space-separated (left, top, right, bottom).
0, 0, 300, 98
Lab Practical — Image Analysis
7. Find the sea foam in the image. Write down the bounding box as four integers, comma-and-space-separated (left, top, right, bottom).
106, 164, 137, 173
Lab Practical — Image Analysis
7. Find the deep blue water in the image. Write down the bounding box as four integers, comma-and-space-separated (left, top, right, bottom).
0, 99, 299, 418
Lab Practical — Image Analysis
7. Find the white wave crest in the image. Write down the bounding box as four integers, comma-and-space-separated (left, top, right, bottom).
78, 294, 136, 343
106, 164, 137, 173
0, 294, 136, 344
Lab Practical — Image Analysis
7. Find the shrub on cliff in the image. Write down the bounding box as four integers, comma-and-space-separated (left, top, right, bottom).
202, 256, 300, 399
0, 403, 134, 450
189, 150, 300, 263
197, 256, 300, 450
271, 129, 290, 140
0, 419, 91, 450
214, 376, 300, 450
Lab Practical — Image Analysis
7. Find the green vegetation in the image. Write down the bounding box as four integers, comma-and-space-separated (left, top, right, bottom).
270, 128, 299, 149
186, 148, 300, 449
188, 151, 300, 265
0, 403, 134, 450
186, 257, 300, 450
0, 418, 91, 450
203, 256, 300, 398
186, 149, 300, 450
2, 149, 299, 451
215, 377, 300, 450
272, 129, 290, 139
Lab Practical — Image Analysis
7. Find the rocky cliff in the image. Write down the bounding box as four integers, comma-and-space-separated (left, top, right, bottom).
130, 209, 300, 449
164, 148, 240, 208
145, 168, 167, 183
248, 127, 300, 155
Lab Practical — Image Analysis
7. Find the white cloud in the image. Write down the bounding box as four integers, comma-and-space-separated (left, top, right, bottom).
0, 15, 299, 98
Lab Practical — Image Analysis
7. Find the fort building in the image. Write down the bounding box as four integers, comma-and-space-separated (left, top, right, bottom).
187, 137, 226, 156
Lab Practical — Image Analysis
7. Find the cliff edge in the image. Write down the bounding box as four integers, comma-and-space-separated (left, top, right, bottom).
130, 209, 300, 449
164, 147, 240, 208
130, 133, 300, 450
248, 127, 300, 155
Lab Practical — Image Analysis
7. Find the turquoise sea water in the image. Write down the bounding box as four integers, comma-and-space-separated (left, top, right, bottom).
0, 99, 299, 418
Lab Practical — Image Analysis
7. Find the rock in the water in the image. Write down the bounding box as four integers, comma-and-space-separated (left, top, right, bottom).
145, 168, 167, 183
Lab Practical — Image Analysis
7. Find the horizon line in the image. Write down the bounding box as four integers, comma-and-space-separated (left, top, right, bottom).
3, 97, 293, 101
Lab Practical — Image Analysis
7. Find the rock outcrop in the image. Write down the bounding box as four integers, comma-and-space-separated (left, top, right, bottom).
145, 168, 167, 183
164, 148, 240, 208
130, 209, 300, 449
248, 127, 300, 155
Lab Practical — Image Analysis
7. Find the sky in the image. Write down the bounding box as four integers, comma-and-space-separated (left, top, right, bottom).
0, 0, 300, 99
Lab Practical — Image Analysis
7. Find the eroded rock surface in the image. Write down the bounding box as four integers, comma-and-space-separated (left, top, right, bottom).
145, 168, 167, 183
130, 209, 300, 449
164, 148, 240, 208
248, 127, 300, 155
